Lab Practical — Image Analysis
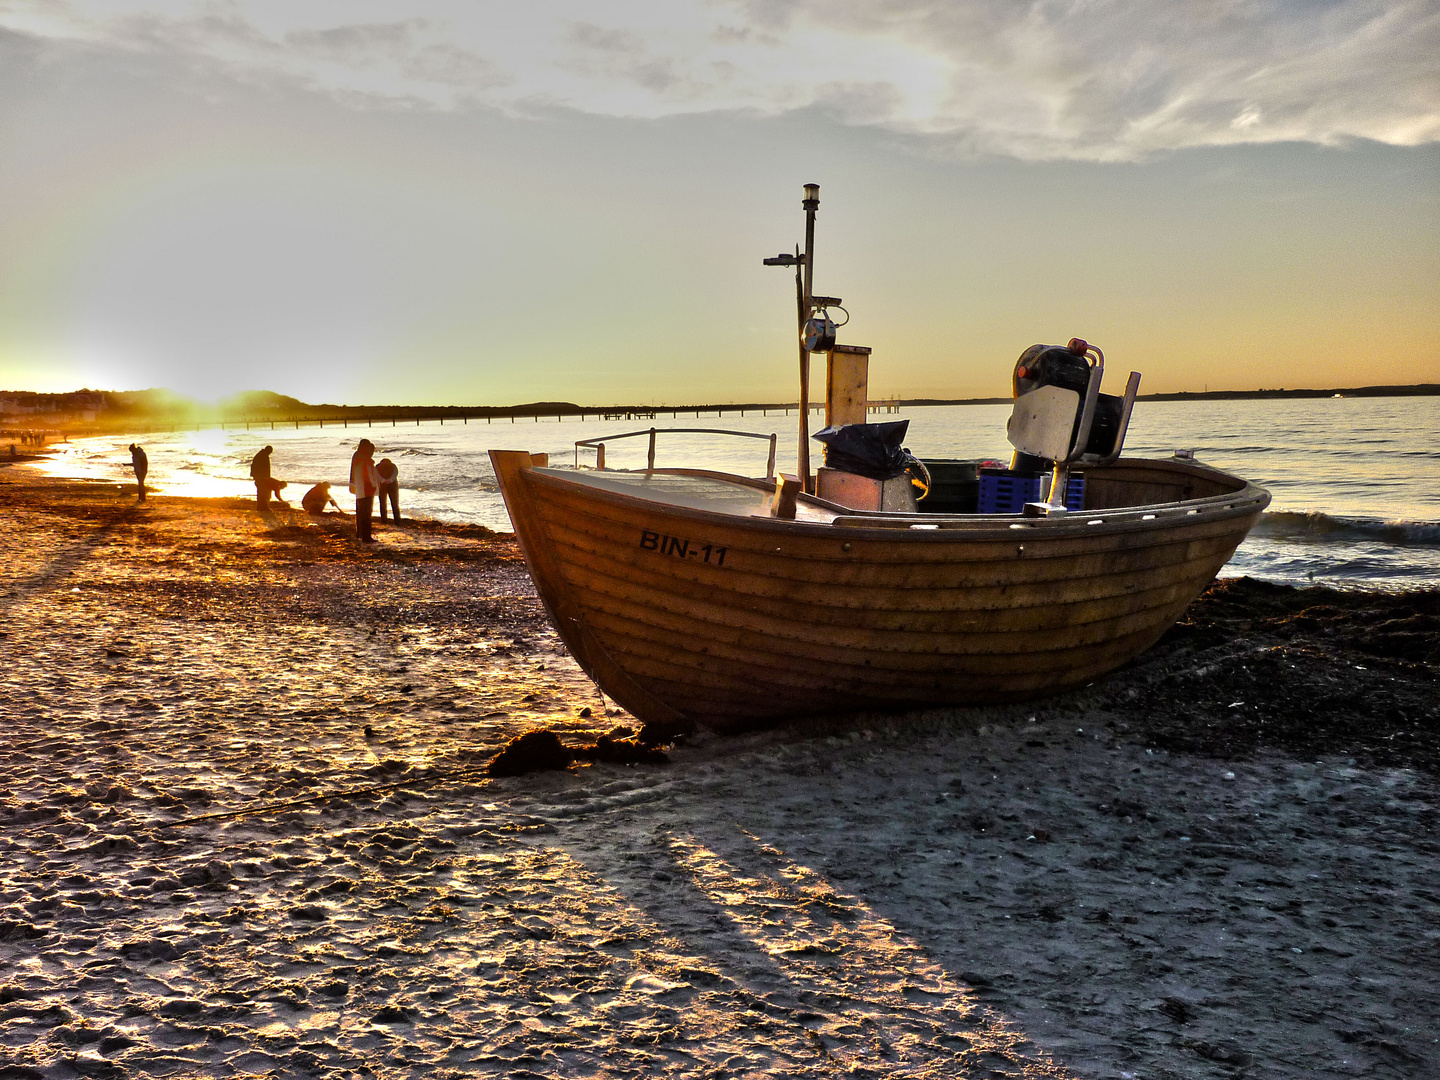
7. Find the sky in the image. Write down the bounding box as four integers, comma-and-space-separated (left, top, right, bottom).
0, 1, 1437, 405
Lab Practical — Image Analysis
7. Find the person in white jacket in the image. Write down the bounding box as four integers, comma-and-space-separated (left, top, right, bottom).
349, 439, 380, 542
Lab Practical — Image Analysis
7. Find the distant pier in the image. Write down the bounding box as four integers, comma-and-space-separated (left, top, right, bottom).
13, 383, 1440, 441
86, 398, 914, 436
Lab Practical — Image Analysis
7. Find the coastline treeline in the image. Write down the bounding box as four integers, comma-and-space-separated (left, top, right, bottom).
2, 383, 1437, 436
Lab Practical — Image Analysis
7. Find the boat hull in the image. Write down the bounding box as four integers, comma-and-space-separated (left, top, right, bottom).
490, 452, 1268, 732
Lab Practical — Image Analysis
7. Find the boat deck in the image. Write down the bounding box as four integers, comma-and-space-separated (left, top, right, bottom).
527, 460, 1266, 535
537, 468, 843, 523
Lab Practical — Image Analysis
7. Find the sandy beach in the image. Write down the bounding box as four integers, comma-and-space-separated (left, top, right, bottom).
1, 467, 1436, 1079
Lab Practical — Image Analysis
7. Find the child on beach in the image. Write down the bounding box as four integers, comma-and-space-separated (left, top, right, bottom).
376, 458, 400, 522
301, 482, 343, 515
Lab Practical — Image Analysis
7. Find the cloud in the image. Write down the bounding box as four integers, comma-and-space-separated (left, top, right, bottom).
562, 21, 695, 97
1, 0, 1435, 159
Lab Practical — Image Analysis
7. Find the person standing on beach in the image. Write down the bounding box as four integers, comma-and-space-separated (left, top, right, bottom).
250, 445, 275, 509
376, 457, 400, 523
350, 439, 380, 543
128, 443, 148, 502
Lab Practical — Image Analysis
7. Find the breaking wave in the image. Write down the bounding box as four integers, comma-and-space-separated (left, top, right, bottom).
1254, 510, 1440, 547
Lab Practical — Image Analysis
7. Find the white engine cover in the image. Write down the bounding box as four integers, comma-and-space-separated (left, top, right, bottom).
1007, 384, 1080, 462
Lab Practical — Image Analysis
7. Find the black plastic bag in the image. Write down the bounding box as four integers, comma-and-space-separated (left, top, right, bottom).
813, 420, 911, 480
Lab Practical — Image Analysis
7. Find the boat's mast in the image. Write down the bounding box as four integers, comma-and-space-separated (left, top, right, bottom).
792, 245, 808, 492
762, 183, 822, 494
799, 183, 820, 493
802, 183, 818, 302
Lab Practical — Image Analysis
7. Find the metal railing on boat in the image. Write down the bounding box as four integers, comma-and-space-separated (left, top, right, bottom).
574, 427, 779, 479
827, 486, 1268, 530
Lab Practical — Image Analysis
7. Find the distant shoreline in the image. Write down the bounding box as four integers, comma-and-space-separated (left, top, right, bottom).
902, 383, 1440, 407
3, 382, 1435, 438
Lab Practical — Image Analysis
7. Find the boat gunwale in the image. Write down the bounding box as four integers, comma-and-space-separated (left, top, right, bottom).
521, 458, 1270, 542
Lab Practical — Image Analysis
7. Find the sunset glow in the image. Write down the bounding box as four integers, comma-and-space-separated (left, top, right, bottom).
1, 1, 1436, 403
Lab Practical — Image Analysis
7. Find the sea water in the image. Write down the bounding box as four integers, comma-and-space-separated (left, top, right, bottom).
35, 396, 1440, 589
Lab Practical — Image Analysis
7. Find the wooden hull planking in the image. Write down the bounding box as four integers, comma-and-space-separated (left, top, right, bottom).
490, 451, 1268, 731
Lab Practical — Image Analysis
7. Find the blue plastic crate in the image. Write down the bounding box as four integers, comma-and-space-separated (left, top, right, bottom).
978, 470, 1084, 514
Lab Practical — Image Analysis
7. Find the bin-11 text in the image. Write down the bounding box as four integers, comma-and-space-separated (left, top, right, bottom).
639, 530, 727, 566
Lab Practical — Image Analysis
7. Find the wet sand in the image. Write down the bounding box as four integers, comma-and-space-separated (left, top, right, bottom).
1, 469, 1437, 1078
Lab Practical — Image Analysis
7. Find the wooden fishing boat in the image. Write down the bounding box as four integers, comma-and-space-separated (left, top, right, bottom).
488, 185, 1269, 731
489, 450, 1268, 732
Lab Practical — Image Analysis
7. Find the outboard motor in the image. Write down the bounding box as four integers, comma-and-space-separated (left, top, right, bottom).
1006, 338, 1141, 513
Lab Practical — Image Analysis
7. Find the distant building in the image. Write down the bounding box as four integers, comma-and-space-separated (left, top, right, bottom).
0, 390, 107, 421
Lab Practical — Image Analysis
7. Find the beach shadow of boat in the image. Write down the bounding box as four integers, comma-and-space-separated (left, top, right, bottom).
550, 674, 1437, 1078
550, 797, 1058, 1076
